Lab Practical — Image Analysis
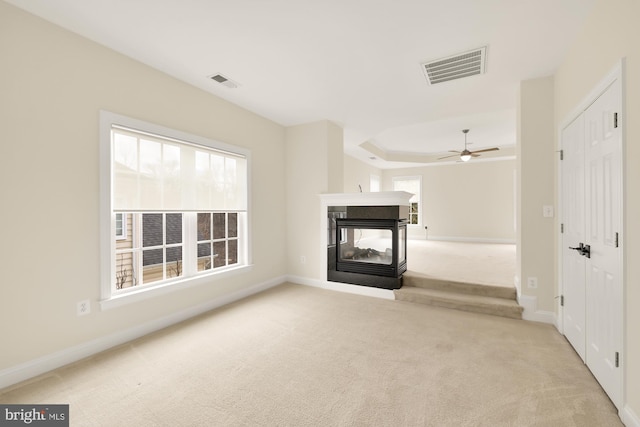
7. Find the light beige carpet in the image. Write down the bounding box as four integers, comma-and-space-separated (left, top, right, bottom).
1, 284, 621, 426
407, 240, 516, 287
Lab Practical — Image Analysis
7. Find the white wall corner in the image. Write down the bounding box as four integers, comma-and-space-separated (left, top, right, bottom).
623, 405, 640, 427
0, 276, 286, 390
518, 294, 556, 324
287, 275, 395, 300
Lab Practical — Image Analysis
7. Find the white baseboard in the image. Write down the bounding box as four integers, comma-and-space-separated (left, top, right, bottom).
287, 275, 395, 300
518, 294, 556, 324
419, 236, 516, 244
623, 405, 640, 427
0, 276, 286, 390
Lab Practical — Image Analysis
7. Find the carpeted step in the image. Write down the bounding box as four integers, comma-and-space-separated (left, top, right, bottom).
403, 271, 516, 300
394, 286, 523, 320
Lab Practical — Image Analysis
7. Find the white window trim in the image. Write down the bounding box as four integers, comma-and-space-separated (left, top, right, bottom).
392, 175, 422, 226
99, 111, 252, 310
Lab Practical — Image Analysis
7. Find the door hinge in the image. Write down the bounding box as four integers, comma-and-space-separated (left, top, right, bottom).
560, 295, 564, 307
560, 149, 564, 160
614, 112, 619, 129
561, 223, 564, 233
615, 232, 619, 248
615, 352, 619, 368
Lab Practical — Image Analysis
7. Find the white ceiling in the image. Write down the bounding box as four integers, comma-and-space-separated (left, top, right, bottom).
7, 0, 595, 168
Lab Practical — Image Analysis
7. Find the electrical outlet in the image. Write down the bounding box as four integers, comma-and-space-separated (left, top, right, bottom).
300, 256, 306, 264
77, 299, 91, 316
542, 205, 554, 218
527, 277, 538, 289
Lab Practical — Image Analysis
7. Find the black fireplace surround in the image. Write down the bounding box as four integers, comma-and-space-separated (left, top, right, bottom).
327, 205, 408, 290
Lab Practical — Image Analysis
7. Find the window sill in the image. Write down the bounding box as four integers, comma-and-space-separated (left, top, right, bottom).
99, 264, 253, 311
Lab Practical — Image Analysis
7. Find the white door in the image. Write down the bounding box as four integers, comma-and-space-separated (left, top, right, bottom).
561, 114, 586, 361
561, 77, 623, 409
583, 79, 623, 408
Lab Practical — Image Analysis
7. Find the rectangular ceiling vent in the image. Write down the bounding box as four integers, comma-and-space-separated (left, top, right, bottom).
421, 46, 487, 85
208, 73, 239, 89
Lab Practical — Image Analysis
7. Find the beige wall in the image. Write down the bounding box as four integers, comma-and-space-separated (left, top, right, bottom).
343, 154, 382, 193
0, 2, 287, 370
382, 160, 516, 242
516, 76, 556, 311
554, 0, 640, 418
285, 120, 343, 279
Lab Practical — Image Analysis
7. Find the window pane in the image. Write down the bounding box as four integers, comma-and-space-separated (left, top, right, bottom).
198, 243, 211, 271
143, 214, 163, 247
139, 139, 162, 175
166, 246, 183, 278
163, 144, 180, 175
166, 246, 182, 262
142, 248, 163, 284
143, 248, 163, 266
393, 178, 420, 201
213, 241, 226, 268
198, 213, 211, 241
410, 215, 418, 225
228, 239, 238, 265
113, 133, 138, 171
166, 213, 183, 244
115, 252, 137, 289
213, 213, 226, 239
370, 174, 380, 192
228, 213, 238, 238
211, 155, 225, 184
411, 202, 418, 213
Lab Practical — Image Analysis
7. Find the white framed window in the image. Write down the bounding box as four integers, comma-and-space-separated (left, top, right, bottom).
370, 174, 380, 192
393, 176, 421, 225
100, 111, 251, 308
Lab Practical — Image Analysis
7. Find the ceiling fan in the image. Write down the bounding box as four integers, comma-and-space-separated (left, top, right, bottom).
438, 129, 499, 162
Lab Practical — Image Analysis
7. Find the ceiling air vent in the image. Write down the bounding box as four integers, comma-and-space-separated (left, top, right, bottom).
421, 46, 487, 85
208, 73, 239, 88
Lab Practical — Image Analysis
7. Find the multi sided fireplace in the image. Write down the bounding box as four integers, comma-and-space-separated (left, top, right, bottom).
327, 205, 408, 290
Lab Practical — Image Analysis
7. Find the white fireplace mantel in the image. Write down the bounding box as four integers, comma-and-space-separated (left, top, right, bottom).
319, 191, 413, 207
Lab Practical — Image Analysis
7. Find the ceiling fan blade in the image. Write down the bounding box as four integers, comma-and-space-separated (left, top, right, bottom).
470, 147, 500, 154
471, 153, 481, 157
438, 153, 460, 160
448, 150, 461, 153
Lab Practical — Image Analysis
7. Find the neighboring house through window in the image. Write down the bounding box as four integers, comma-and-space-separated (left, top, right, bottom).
392, 176, 421, 225
100, 111, 250, 307
115, 212, 126, 240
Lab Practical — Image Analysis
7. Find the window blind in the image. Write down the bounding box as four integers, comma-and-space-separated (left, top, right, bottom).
112, 126, 247, 212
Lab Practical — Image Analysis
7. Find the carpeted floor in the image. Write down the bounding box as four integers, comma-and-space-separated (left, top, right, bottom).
0, 283, 621, 426
407, 240, 516, 287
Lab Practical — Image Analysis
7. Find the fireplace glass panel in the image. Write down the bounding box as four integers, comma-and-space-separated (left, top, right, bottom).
338, 228, 393, 265
328, 210, 346, 246
398, 226, 406, 264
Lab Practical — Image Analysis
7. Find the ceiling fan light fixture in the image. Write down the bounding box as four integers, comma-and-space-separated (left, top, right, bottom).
460, 130, 471, 161
437, 128, 499, 162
